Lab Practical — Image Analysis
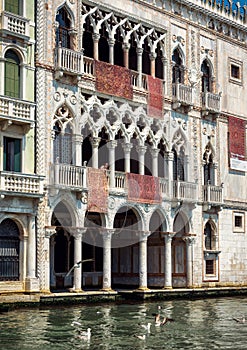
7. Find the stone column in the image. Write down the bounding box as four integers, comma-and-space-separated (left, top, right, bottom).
107, 140, 117, 188
123, 42, 130, 68
150, 148, 159, 177
72, 134, 83, 166
166, 151, 174, 197
108, 38, 115, 64
136, 145, 146, 175
102, 230, 114, 291
70, 229, 85, 292
25, 215, 39, 292
162, 57, 168, 95
136, 47, 143, 88
150, 52, 157, 78
122, 143, 133, 173
138, 233, 149, 291
43, 227, 56, 293
163, 232, 176, 289
93, 33, 100, 60
183, 234, 196, 288
90, 137, 101, 168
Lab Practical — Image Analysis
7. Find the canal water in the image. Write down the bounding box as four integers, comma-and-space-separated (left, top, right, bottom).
0, 296, 247, 350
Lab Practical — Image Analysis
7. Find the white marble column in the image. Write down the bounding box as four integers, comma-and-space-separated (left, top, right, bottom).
102, 230, 113, 291
166, 151, 174, 197
150, 148, 159, 177
90, 137, 101, 168
71, 229, 85, 292
108, 38, 115, 64
107, 140, 117, 188
72, 134, 83, 166
183, 234, 196, 288
137, 47, 143, 88
162, 57, 168, 95
43, 227, 56, 293
137, 145, 146, 175
93, 33, 100, 60
138, 233, 149, 291
122, 143, 133, 173
25, 215, 39, 292
163, 232, 176, 289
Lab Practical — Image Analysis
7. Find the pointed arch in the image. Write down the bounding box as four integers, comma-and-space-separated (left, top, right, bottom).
204, 219, 217, 250
201, 58, 214, 93
55, 3, 75, 49
172, 45, 185, 84
203, 141, 216, 185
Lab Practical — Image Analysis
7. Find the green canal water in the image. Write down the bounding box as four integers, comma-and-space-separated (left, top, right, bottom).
0, 296, 247, 349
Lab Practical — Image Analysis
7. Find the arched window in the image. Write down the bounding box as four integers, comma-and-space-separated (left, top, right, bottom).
56, 7, 71, 48
5, 0, 20, 15
201, 60, 211, 93
0, 219, 20, 281
4, 50, 20, 98
204, 222, 213, 250
53, 122, 72, 164
172, 48, 184, 84
173, 147, 185, 181
203, 144, 214, 185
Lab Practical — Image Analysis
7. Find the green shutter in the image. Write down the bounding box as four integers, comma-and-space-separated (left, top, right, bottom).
5, 60, 20, 98
14, 139, 21, 172
5, 0, 19, 15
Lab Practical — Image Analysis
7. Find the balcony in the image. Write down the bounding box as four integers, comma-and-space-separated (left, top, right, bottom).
201, 92, 221, 117
0, 96, 35, 131
55, 46, 84, 79
0, 172, 44, 197
172, 82, 193, 112
202, 184, 223, 211
172, 180, 198, 203
0, 11, 30, 40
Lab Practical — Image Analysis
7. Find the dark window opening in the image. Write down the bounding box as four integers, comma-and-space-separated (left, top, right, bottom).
172, 49, 184, 84
3, 137, 21, 172
235, 215, 242, 228
205, 259, 215, 275
99, 23, 109, 63
83, 17, 94, 58
155, 43, 163, 79
56, 7, 71, 49
231, 64, 240, 79
201, 60, 211, 93
114, 27, 124, 67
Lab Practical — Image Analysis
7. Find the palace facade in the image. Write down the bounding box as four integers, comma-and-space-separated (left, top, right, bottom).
1, 0, 247, 294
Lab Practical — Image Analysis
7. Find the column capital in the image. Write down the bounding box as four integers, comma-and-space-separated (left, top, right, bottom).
122, 42, 130, 50
92, 33, 100, 41
108, 38, 115, 47
136, 47, 143, 55
45, 226, 56, 238
72, 134, 83, 144
150, 148, 160, 158
90, 136, 101, 148
107, 140, 118, 149
165, 151, 174, 161
183, 233, 196, 245
149, 52, 157, 61
139, 231, 151, 241
136, 145, 147, 156
70, 227, 87, 239
161, 57, 168, 65
122, 143, 133, 153
161, 231, 176, 243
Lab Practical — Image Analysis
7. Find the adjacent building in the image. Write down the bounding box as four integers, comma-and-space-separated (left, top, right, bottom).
1, 0, 247, 294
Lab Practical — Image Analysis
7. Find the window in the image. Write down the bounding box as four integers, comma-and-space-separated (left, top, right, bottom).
0, 219, 20, 281
205, 259, 215, 275
5, 0, 20, 15
173, 147, 185, 181
201, 60, 211, 93
4, 50, 20, 98
233, 212, 245, 232
56, 7, 71, 48
3, 137, 21, 172
172, 48, 184, 84
229, 58, 242, 85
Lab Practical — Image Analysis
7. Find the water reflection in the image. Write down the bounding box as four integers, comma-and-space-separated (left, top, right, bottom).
0, 297, 247, 349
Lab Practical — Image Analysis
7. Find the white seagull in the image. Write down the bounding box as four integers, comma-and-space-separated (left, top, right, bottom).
233, 316, 245, 324
141, 322, 152, 333
65, 259, 94, 277
76, 328, 91, 340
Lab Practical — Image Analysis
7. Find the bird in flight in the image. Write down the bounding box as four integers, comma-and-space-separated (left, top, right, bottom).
65, 259, 94, 277
152, 313, 174, 326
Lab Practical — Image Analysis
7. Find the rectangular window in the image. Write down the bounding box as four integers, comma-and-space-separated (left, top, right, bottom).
229, 58, 243, 85
233, 212, 245, 232
3, 137, 21, 172
5, 0, 20, 15
205, 259, 215, 275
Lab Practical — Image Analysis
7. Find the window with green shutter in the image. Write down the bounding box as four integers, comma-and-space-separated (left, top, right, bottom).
3, 137, 21, 172
4, 50, 20, 98
5, 0, 20, 15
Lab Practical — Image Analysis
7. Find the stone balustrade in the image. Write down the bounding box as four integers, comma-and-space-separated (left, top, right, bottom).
0, 172, 43, 195
0, 96, 35, 125
1, 11, 30, 37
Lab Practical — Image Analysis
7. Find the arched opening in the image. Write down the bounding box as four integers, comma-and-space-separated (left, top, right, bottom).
115, 130, 125, 172
53, 122, 73, 164
172, 147, 185, 181
51, 202, 74, 290
201, 60, 212, 93
98, 127, 109, 168
0, 219, 20, 281
155, 42, 164, 79
56, 7, 71, 49
130, 135, 139, 174
83, 16, 94, 58
112, 207, 140, 288
129, 34, 137, 71
203, 144, 215, 185
158, 140, 166, 178
5, 50, 20, 98
147, 211, 166, 287
172, 212, 189, 288
99, 23, 109, 63
81, 124, 92, 167
84, 212, 103, 288
144, 137, 152, 176
172, 48, 184, 83
114, 27, 124, 67
142, 37, 150, 75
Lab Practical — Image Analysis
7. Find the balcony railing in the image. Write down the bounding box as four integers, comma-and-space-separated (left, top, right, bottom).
1, 11, 30, 38
0, 96, 35, 125
130, 71, 148, 90
202, 92, 221, 114
172, 82, 193, 107
50, 163, 86, 189
55, 47, 84, 76
203, 185, 223, 204
172, 180, 198, 202
0, 172, 43, 195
